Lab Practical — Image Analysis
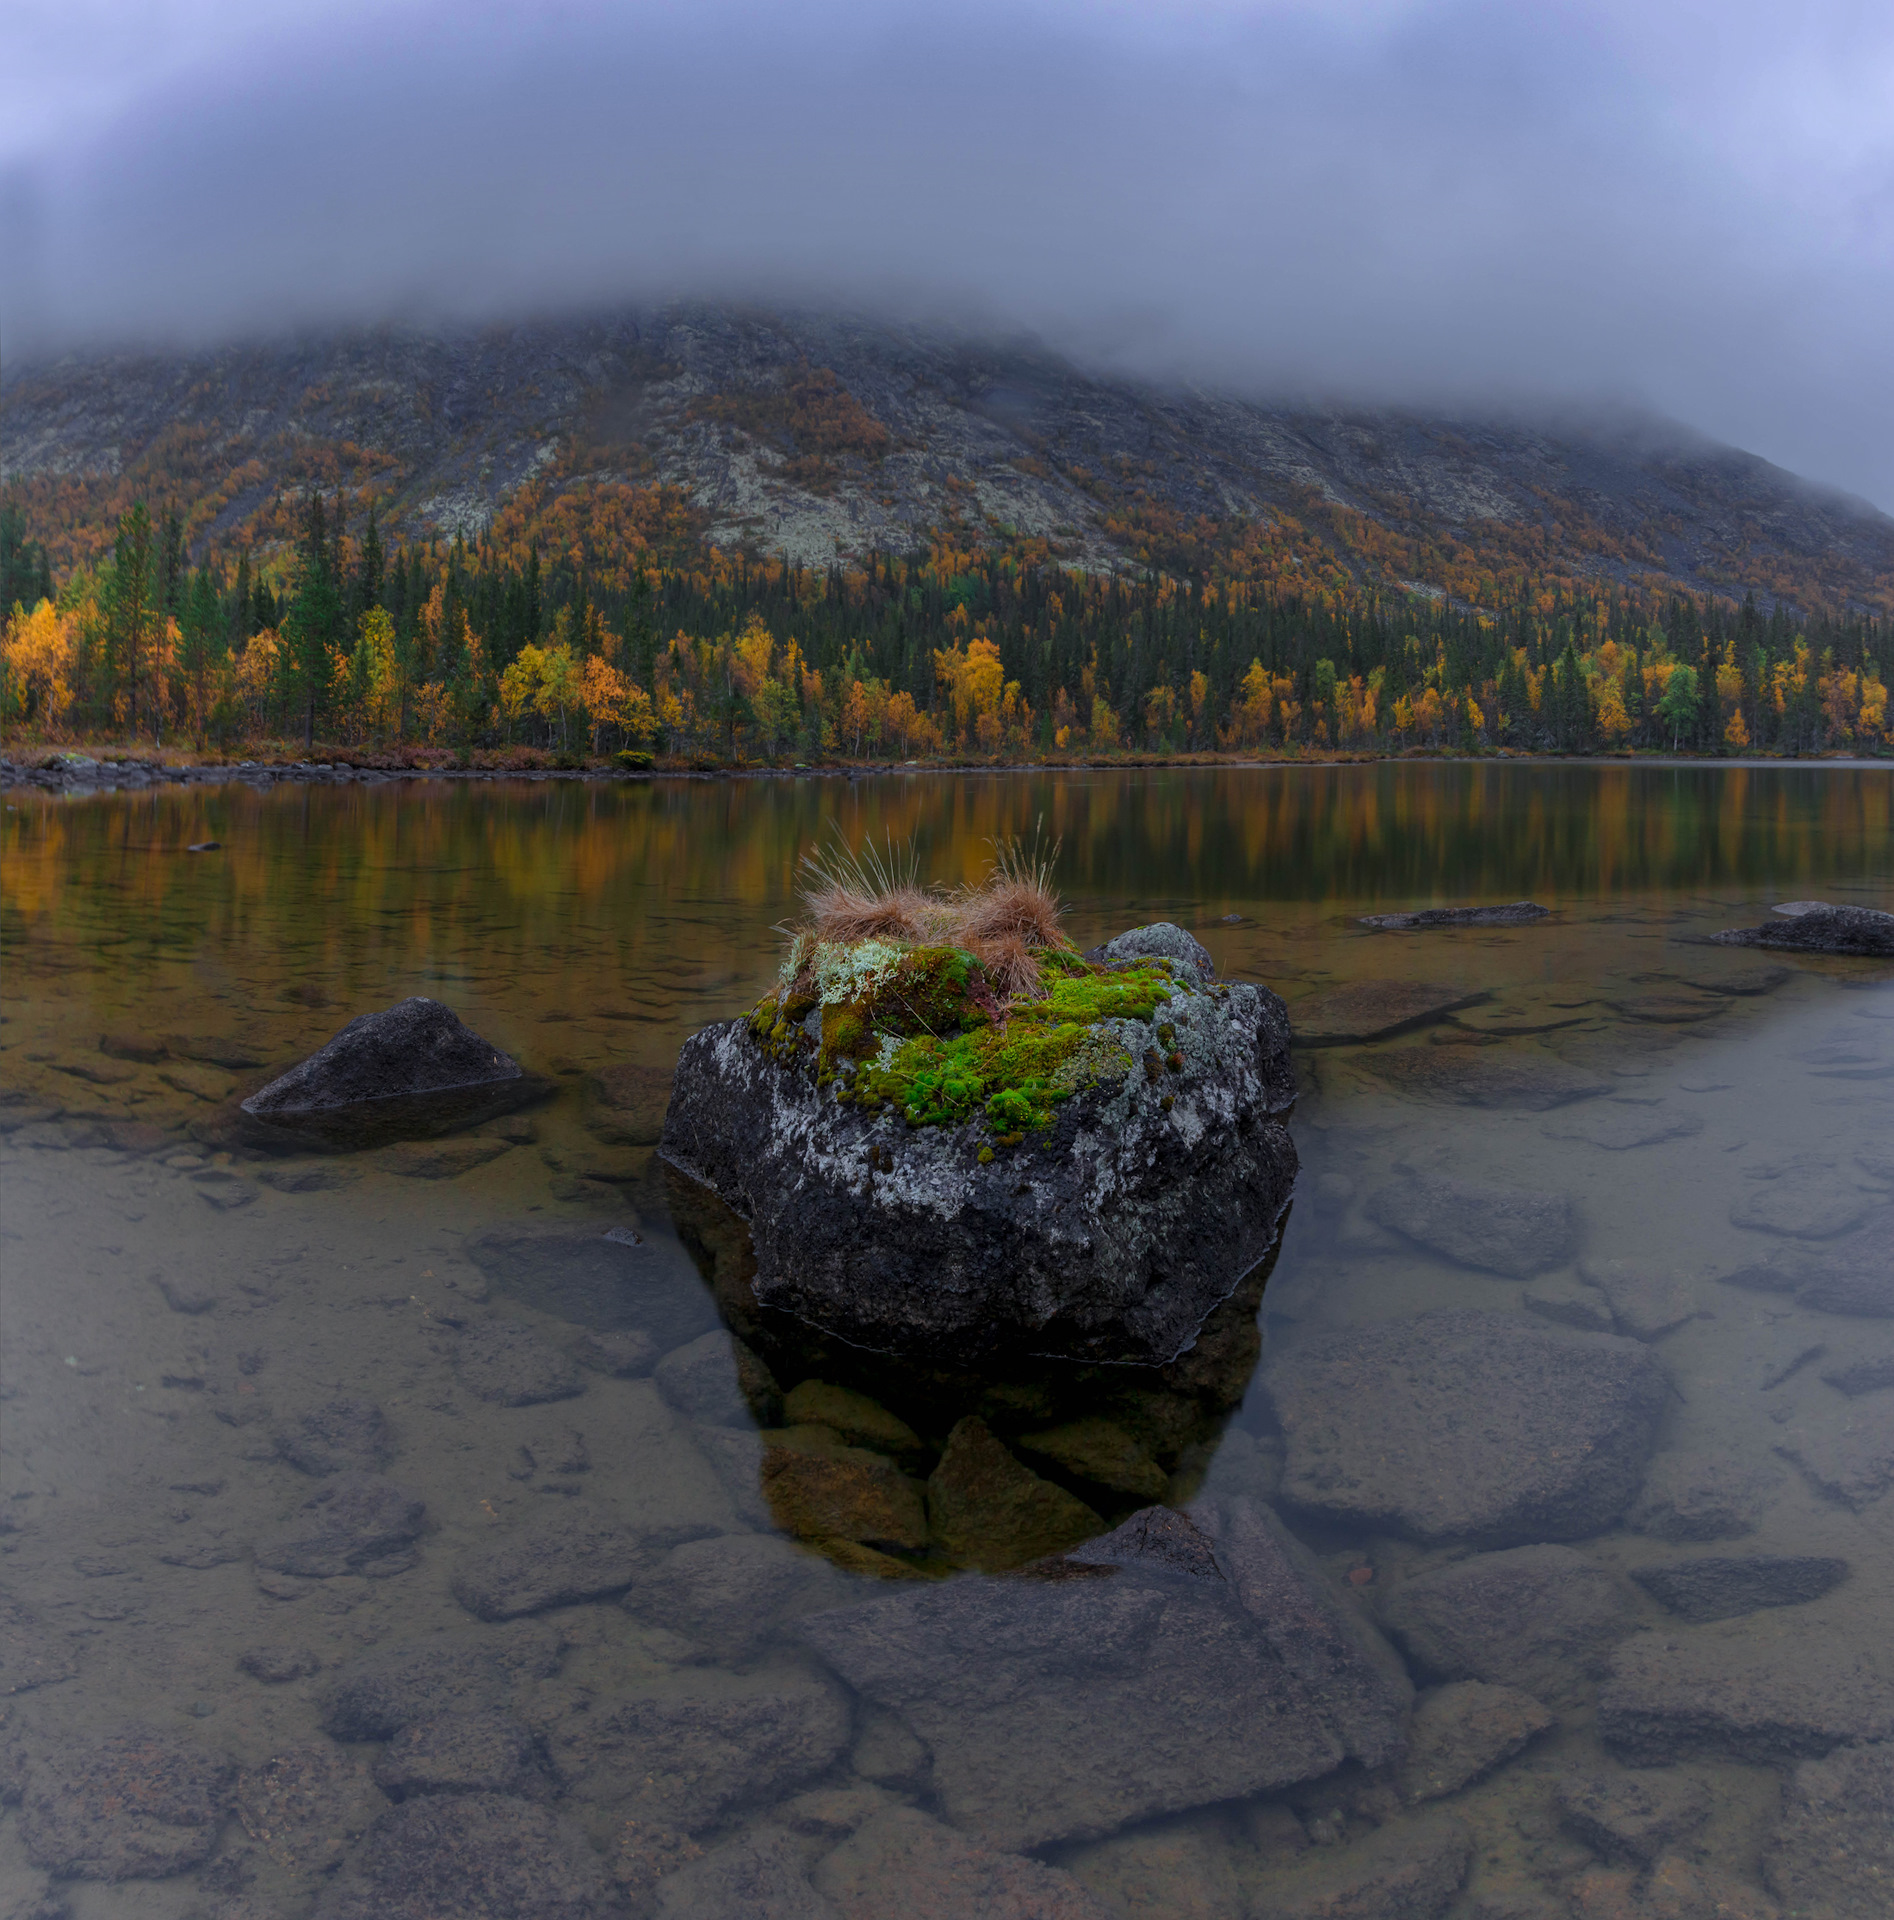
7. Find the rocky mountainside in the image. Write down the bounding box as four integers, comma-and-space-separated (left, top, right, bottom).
5, 305, 1891, 613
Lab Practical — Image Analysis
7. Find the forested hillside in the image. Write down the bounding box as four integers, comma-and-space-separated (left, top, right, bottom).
2, 308, 1889, 759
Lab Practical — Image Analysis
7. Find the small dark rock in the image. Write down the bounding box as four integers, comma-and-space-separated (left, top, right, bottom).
1712, 904, 1894, 956
453, 1322, 583, 1406
254, 1475, 426, 1579
1765, 1738, 1894, 1920
277, 1396, 394, 1475
374, 1711, 546, 1801
1382, 1545, 1643, 1704
1822, 1353, 1894, 1395
1365, 1175, 1583, 1277
313, 1792, 619, 1920
318, 1627, 562, 1741
1630, 1554, 1849, 1623
1268, 1312, 1669, 1546
452, 1512, 717, 1620
19, 1727, 232, 1879
1359, 901, 1548, 930
1557, 1769, 1713, 1864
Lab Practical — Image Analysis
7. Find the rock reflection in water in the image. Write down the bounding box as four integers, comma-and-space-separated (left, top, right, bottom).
3, 767, 1893, 1920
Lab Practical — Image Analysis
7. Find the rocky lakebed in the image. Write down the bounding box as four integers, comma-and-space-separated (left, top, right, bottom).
2, 775, 1893, 1920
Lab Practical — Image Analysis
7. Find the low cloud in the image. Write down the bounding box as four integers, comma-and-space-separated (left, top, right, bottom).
5, 0, 1892, 507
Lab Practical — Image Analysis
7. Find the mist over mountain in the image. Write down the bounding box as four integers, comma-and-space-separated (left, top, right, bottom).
4, 307, 1891, 619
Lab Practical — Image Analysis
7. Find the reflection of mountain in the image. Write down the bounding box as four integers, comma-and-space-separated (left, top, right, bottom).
5, 305, 1892, 612
663, 1165, 1278, 1576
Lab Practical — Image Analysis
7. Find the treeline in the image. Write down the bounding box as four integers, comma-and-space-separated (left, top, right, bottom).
2, 493, 1888, 759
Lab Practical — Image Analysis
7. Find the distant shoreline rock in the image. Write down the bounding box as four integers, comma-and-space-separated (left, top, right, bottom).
1712, 903, 1894, 956
1358, 901, 1550, 930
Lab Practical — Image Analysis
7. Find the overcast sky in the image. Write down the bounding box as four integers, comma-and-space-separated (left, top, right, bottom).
5, 0, 1892, 509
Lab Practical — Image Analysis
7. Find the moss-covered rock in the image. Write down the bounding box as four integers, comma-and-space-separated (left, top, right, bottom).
782, 1380, 923, 1458
662, 921, 1298, 1367
1016, 1418, 1170, 1505
926, 1416, 1101, 1570
758, 1429, 929, 1552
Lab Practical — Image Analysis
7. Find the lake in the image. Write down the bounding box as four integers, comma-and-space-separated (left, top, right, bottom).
2, 762, 1891, 1919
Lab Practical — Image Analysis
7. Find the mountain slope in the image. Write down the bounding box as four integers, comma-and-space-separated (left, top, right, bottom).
4, 305, 1891, 614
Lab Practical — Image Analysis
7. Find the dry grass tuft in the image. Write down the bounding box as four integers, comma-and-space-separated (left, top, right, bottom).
799, 834, 944, 944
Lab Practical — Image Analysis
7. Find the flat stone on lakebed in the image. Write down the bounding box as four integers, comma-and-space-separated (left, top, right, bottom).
1289, 981, 1485, 1046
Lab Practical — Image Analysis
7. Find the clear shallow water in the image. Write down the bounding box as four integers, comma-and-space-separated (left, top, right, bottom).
1, 764, 1891, 1920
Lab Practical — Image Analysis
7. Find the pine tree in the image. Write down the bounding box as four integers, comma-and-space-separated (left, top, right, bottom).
283, 494, 342, 751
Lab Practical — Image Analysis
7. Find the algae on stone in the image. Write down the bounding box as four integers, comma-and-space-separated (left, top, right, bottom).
926, 1415, 1101, 1570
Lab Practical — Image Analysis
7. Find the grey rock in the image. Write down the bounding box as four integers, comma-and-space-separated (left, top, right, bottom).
374, 1711, 546, 1800
1765, 1739, 1894, 1920
627, 1533, 833, 1661
1712, 903, 1894, 956
453, 1322, 583, 1406
1237, 1813, 1473, 1920
234, 1743, 381, 1874
1365, 1175, 1583, 1278
1290, 981, 1485, 1046
1600, 1625, 1894, 1763
18, 1727, 232, 1879
654, 1330, 775, 1427
544, 1667, 851, 1827
1627, 1454, 1778, 1541
1775, 1399, 1894, 1509
1730, 1173, 1885, 1242
254, 1475, 425, 1579
1541, 1105, 1705, 1150
660, 957, 1296, 1367
1578, 1259, 1704, 1341
1521, 1275, 1615, 1334
1381, 1545, 1644, 1704
467, 1224, 721, 1346
654, 1825, 837, 1920
797, 1501, 1407, 1852
242, 996, 547, 1146
0, 1596, 80, 1694
1397, 1683, 1555, 1803
1557, 1769, 1712, 1864
813, 1805, 1114, 1920
1359, 901, 1549, 930
1630, 1554, 1849, 1623
849, 1708, 931, 1792
1268, 1312, 1669, 1545
312, 1792, 618, 1920
577, 1327, 660, 1376
318, 1626, 563, 1740
277, 1396, 394, 1475
1086, 921, 1216, 981
453, 1511, 718, 1620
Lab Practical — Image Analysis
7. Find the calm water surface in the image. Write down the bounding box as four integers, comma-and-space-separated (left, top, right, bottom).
2, 765, 1891, 1919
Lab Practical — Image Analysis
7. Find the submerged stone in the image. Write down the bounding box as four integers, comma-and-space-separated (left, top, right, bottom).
18, 1726, 232, 1880
1397, 1682, 1556, 1803
782, 1379, 923, 1457
1557, 1770, 1713, 1864
760, 1431, 931, 1552
1267, 1312, 1668, 1545
1630, 1554, 1849, 1623
1291, 981, 1486, 1046
798, 1499, 1408, 1853
1626, 1453, 1778, 1542
1365, 1174, 1583, 1278
660, 926, 1297, 1366
1765, 1739, 1894, 1920
926, 1416, 1101, 1569
240, 996, 550, 1147
1238, 1813, 1473, 1920
1017, 1416, 1170, 1503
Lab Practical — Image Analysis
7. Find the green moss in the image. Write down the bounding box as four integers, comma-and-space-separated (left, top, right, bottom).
748, 940, 1178, 1142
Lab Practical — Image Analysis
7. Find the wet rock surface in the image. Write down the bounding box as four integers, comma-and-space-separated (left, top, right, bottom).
1365, 1174, 1584, 1277
1359, 901, 1549, 930
1629, 1553, 1849, 1622
253, 1474, 426, 1579
1382, 1545, 1643, 1703
1557, 1769, 1713, 1864
19, 1726, 233, 1879
1268, 1312, 1669, 1544
453, 1321, 585, 1406
798, 1501, 1408, 1852
241, 996, 546, 1146
1600, 1625, 1894, 1762
1397, 1682, 1557, 1803
313, 1791, 619, 1920
1764, 1738, 1894, 1920
544, 1667, 851, 1826
660, 927, 1297, 1367
1712, 903, 1894, 956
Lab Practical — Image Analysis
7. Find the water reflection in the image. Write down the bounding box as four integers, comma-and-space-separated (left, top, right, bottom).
1, 766, 1890, 1919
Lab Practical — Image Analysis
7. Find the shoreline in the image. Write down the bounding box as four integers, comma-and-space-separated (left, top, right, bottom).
2, 748, 1890, 800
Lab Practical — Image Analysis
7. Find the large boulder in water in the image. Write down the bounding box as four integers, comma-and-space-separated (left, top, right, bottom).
660, 925, 1297, 1366
242, 998, 548, 1148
